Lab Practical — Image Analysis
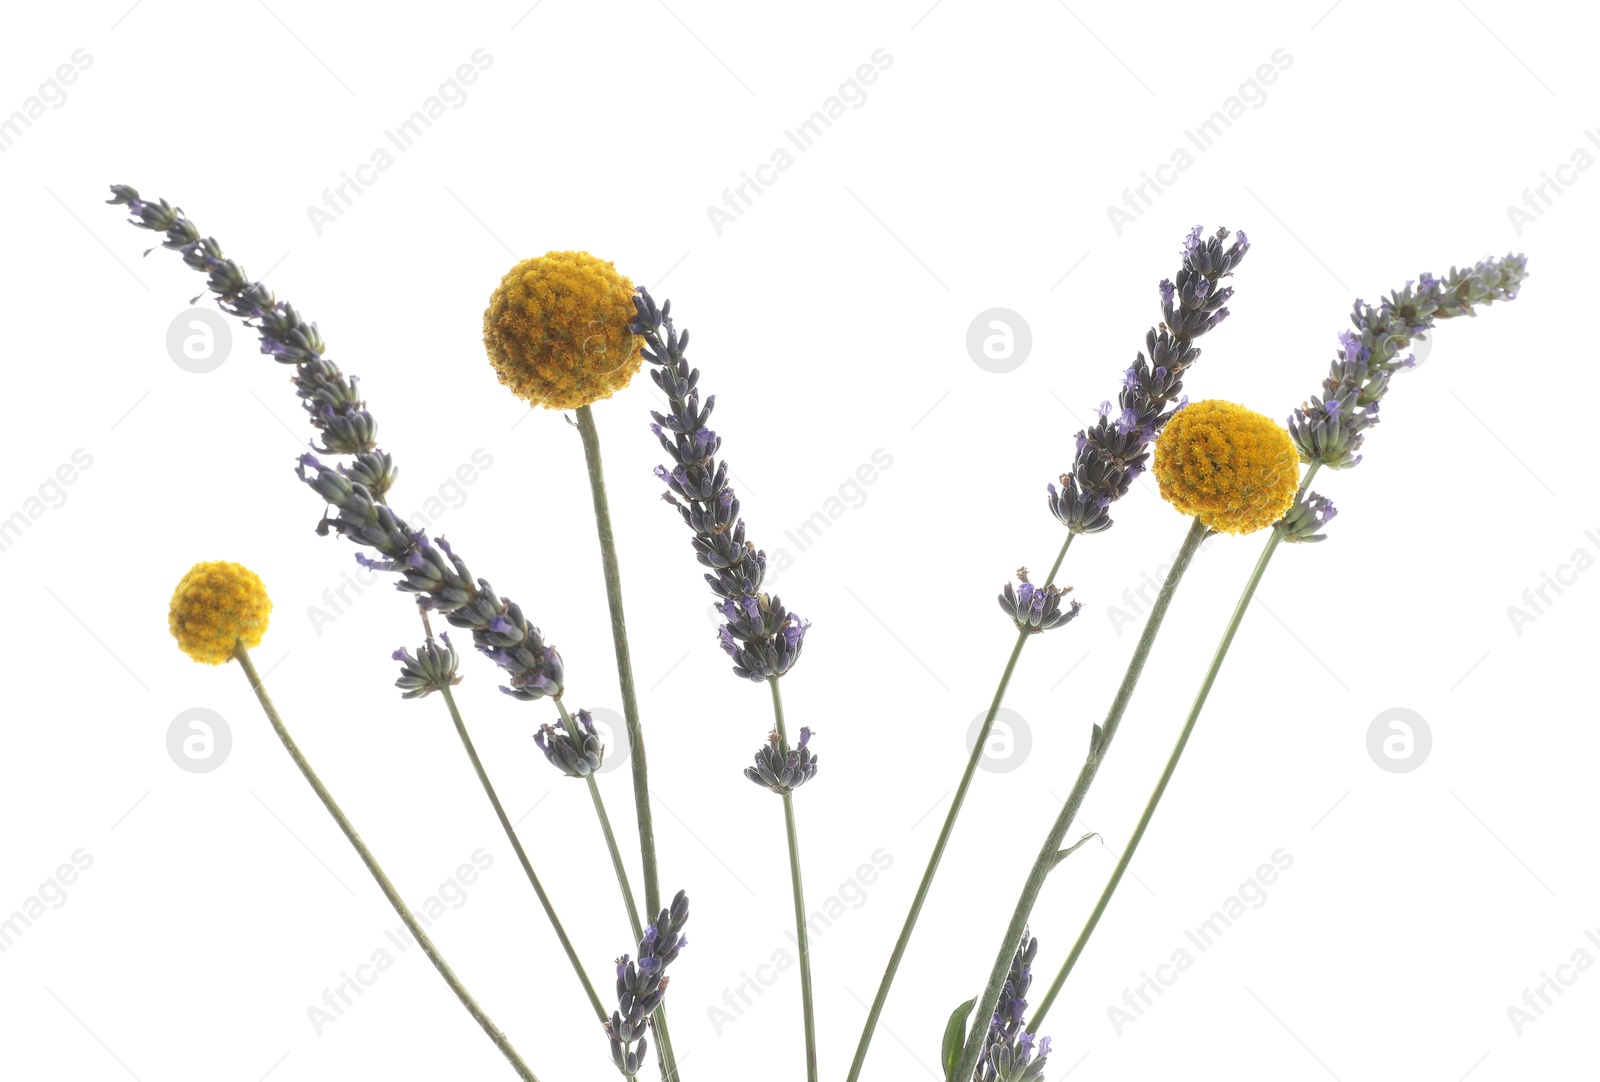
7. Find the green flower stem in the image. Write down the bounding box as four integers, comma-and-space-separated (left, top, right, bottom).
1029, 462, 1321, 1029
233, 644, 542, 1081
574, 405, 659, 913
769, 676, 819, 1082
437, 683, 608, 1025
573, 403, 680, 1081
846, 532, 1075, 1082
952, 516, 1209, 1082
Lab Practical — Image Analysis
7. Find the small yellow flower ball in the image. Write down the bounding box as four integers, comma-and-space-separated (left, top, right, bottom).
168, 561, 273, 665
1153, 400, 1301, 535
483, 251, 643, 411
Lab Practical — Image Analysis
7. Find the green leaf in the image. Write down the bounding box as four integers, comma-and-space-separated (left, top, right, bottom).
1051, 831, 1099, 870
941, 997, 976, 1081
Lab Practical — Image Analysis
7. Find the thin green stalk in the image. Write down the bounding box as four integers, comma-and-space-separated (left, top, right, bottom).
574, 405, 659, 913
573, 402, 680, 1080
1029, 462, 1320, 1028
233, 644, 541, 1082
769, 676, 819, 1082
437, 684, 608, 1025
952, 516, 1209, 1082
846, 532, 1075, 1082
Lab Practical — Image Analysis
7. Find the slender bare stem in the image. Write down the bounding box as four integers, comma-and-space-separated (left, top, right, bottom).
233, 643, 541, 1081
769, 677, 818, 1081
437, 684, 608, 1025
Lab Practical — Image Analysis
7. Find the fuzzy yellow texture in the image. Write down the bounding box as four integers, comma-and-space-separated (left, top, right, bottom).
168, 561, 273, 665
483, 251, 643, 411
1153, 400, 1301, 535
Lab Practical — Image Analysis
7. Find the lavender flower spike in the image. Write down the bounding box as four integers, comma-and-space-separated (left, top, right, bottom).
1287, 252, 1529, 470
606, 890, 690, 1077
633, 287, 809, 681
974, 927, 1051, 1082
1048, 226, 1249, 535
296, 454, 564, 701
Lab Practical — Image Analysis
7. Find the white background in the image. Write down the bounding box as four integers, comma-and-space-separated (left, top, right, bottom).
1, 1, 1594, 1079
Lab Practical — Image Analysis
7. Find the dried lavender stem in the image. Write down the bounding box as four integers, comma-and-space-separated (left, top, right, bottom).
769, 676, 818, 1081
437, 684, 608, 1024
953, 517, 1209, 1082
846, 533, 1074, 1082
1030, 462, 1318, 1029
233, 644, 542, 1081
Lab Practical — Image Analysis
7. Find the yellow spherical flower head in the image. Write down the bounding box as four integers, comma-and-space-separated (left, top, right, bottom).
168, 561, 273, 665
483, 251, 644, 411
1153, 400, 1300, 535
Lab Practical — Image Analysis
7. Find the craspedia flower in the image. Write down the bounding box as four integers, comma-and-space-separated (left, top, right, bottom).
168, 561, 272, 664
483, 251, 643, 410
1153, 400, 1300, 535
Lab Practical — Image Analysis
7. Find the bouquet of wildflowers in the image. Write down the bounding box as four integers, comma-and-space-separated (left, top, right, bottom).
112, 182, 1525, 1081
